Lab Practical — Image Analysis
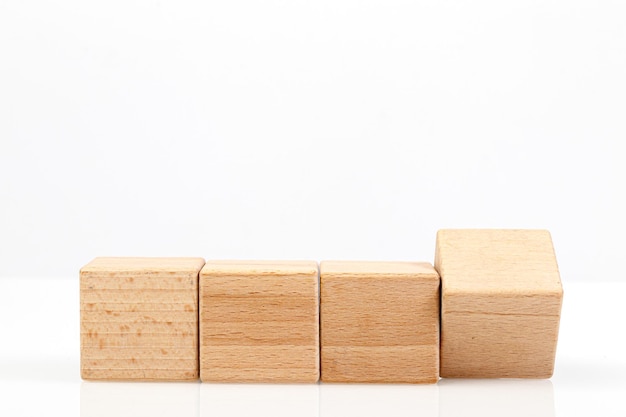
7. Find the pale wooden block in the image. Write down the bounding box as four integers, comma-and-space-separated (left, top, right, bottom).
199, 260, 319, 382
435, 229, 563, 378
80, 257, 205, 381
320, 261, 440, 383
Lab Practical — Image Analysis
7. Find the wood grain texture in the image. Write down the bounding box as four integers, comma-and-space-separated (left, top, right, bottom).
435, 229, 563, 378
80, 257, 205, 381
200, 260, 319, 382
320, 261, 440, 383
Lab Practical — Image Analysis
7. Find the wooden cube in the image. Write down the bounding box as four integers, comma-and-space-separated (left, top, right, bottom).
200, 260, 319, 382
435, 229, 563, 378
320, 261, 440, 383
80, 257, 205, 380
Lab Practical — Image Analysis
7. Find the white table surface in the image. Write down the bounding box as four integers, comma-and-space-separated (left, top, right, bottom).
0, 279, 624, 416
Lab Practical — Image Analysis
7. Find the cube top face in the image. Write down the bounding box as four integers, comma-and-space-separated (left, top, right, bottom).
320, 260, 439, 280
199, 260, 320, 383
436, 229, 562, 296
320, 261, 440, 383
200, 260, 318, 277
80, 257, 205, 381
436, 229, 563, 378
81, 257, 206, 277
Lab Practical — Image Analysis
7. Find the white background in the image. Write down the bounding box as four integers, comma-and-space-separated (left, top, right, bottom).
1, 1, 626, 416
1, 0, 625, 281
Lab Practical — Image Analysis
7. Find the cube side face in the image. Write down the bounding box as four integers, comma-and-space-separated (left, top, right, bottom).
199, 263, 320, 382
80, 258, 204, 381
436, 229, 564, 378
441, 292, 562, 378
320, 262, 440, 383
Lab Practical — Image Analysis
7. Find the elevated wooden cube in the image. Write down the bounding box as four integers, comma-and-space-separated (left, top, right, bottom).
320, 261, 440, 383
80, 257, 205, 380
435, 229, 563, 378
200, 260, 319, 382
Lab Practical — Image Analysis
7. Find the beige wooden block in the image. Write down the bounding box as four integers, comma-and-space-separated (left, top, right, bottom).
200, 260, 319, 382
435, 229, 563, 378
320, 261, 440, 383
80, 257, 205, 381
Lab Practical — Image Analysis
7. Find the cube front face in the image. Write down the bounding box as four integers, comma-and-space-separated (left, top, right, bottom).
320, 261, 440, 383
80, 257, 205, 381
199, 261, 320, 382
436, 229, 563, 378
